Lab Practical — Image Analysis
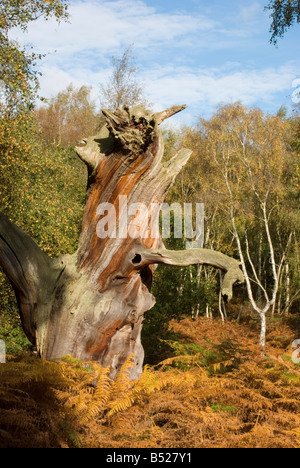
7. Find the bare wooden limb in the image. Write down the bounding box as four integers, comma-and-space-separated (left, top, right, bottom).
74, 114, 114, 171
132, 248, 244, 302
155, 105, 187, 125
0, 212, 63, 345
162, 148, 193, 180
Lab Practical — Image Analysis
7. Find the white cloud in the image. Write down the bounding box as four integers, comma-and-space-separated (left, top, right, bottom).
238, 2, 262, 24
7, 0, 220, 108
7, 0, 299, 125
142, 62, 300, 124
38, 66, 76, 99
34, 59, 300, 127
10, 0, 217, 55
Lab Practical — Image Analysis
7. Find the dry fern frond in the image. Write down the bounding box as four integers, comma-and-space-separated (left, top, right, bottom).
57, 361, 112, 425
1, 317, 300, 448
156, 352, 205, 370
107, 360, 167, 418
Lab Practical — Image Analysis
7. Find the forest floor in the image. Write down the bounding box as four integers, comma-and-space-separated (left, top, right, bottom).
0, 315, 300, 448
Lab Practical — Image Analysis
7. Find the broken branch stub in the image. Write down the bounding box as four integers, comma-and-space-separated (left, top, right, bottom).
132, 248, 244, 302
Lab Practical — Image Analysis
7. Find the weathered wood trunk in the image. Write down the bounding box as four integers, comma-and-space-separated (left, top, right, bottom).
0, 105, 244, 379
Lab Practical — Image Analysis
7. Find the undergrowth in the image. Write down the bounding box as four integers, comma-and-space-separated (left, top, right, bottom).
0, 318, 299, 448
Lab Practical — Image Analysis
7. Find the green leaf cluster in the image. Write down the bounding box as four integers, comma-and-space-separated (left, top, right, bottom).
265, 0, 300, 44
0, 0, 69, 113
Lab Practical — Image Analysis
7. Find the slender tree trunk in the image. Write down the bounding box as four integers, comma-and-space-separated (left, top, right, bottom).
259, 312, 267, 349
257, 226, 263, 305
285, 263, 291, 314
0, 105, 244, 379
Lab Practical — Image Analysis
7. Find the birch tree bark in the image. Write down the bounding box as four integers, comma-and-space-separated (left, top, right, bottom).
0, 104, 243, 379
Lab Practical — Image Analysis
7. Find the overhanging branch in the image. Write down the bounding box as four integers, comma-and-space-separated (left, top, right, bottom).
132, 248, 244, 302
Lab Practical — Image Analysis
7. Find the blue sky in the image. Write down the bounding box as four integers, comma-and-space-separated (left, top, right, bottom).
9, 0, 300, 126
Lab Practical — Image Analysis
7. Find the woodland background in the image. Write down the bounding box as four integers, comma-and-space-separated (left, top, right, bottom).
0, 0, 299, 448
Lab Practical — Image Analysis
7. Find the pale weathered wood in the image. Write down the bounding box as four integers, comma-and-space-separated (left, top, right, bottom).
0, 212, 64, 346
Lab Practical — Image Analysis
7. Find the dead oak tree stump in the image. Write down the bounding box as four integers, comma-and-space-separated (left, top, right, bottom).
0, 105, 244, 379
